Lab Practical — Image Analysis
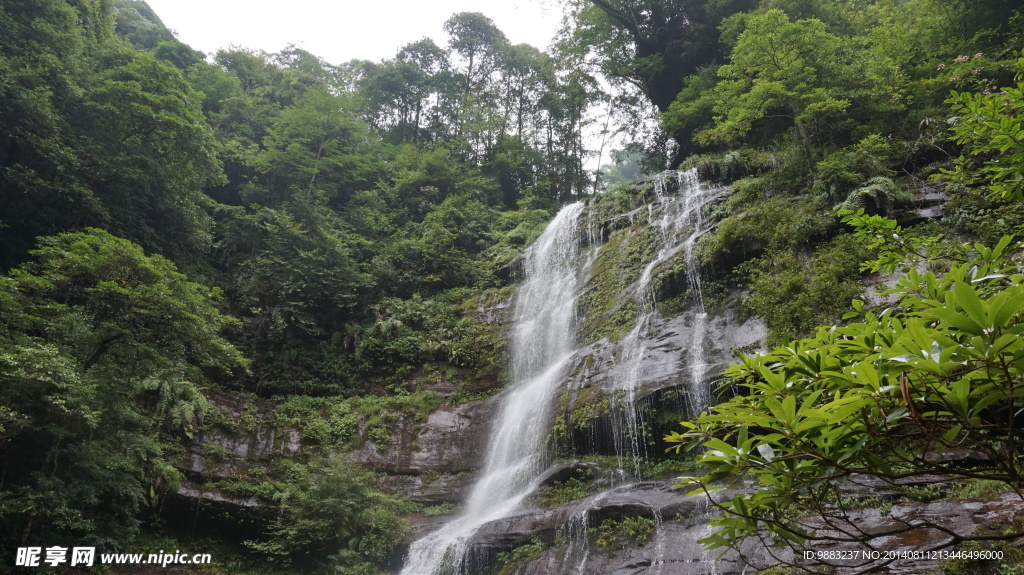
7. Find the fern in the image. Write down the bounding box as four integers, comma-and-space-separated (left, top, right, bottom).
837, 176, 911, 216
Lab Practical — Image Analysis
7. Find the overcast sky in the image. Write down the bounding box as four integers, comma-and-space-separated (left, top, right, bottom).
143, 0, 566, 64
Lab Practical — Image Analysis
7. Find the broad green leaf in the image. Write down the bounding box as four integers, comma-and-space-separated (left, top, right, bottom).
954, 281, 988, 328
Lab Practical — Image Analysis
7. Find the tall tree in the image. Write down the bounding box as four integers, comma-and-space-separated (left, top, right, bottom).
443, 12, 509, 159
563, 0, 756, 113
0, 229, 245, 558
691, 9, 856, 170
0, 0, 222, 268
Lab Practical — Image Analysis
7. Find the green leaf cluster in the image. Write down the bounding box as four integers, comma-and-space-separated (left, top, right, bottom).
670, 224, 1024, 556
0, 229, 245, 559
245, 458, 417, 572
590, 515, 657, 549
944, 53, 1024, 201
0, 0, 223, 267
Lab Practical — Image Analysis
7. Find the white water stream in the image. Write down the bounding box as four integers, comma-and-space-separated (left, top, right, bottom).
401, 202, 586, 575
574, 171, 725, 574
611, 171, 725, 470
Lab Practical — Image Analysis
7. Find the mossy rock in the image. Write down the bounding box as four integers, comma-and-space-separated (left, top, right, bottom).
578, 225, 655, 344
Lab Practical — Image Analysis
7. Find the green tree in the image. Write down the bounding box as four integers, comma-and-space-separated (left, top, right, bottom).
75, 48, 225, 261
360, 58, 433, 144
0, 0, 223, 267
247, 459, 416, 572
445, 12, 508, 96
112, 0, 174, 50
0, 0, 107, 265
248, 86, 382, 208
693, 10, 856, 171
563, 0, 755, 113
0, 229, 245, 559
559, 0, 754, 161
442, 12, 510, 161
218, 202, 367, 394
944, 53, 1024, 201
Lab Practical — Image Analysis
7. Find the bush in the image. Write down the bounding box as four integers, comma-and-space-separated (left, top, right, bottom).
671, 215, 1024, 565
740, 233, 873, 345
246, 459, 416, 570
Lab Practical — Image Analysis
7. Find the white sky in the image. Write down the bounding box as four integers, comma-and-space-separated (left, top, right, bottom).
143, 0, 566, 65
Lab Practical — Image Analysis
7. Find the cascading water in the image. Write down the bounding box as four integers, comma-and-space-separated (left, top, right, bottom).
566, 170, 725, 574
610, 170, 725, 470
400, 202, 586, 575
401, 171, 732, 575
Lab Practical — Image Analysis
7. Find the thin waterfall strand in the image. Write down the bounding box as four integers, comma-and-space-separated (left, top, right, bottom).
400, 202, 586, 575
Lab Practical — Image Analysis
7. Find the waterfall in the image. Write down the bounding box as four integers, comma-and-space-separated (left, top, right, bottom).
610, 170, 725, 469
400, 171, 728, 575
400, 202, 586, 575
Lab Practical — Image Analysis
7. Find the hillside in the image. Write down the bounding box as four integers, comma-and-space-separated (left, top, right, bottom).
1, 1, 1023, 574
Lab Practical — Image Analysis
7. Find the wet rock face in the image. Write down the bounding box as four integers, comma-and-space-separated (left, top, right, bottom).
182, 393, 301, 479
548, 303, 765, 459
899, 185, 947, 226
175, 393, 300, 508
352, 395, 503, 503
576, 304, 764, 401
379, 473, 478, 506
448, 481, 757, 575
166, 394, 297, 535
443, 477, 1024, 575
348, 396, 500, 475
183, 423, 300, 479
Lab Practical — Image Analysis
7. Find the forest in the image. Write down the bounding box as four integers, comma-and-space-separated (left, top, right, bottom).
0, 0, 1023, 573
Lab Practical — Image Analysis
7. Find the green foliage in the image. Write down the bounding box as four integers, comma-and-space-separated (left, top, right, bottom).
948, 479, 1010, 500
811, 134, 898, 205
692, 10, 855, 169
843, 209, 955, 274
835, 176, 912, 215
486, 207, 556, 269
590, 516, 656, 549
944, 53, 1024, 201
661, 0, 1018, 183
359, 13, 595, 201
945, 184, 1024, 245
670, 218, 1024, 558
550, 386, 617, 455
0, 229, 245, 559
639, 456, 703, 480
219, 202, 368, 393
247, 86, 382, 207
560, 0, 755, 160
680, 148, 777, 183
113, 0, 174, 49
0, 0, 223, 267
741, 233, 874, 345
494, 538, 546, 575
422, 503, 460, 517
277, 396, 360, 448
579, 225, 654, 343
942, 540, 1024, 575
276, 392, 443, 450
353, 293, 505, 375
694, 194, 836, 270
245, 458, 416, 571
538, 470, 594, 507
